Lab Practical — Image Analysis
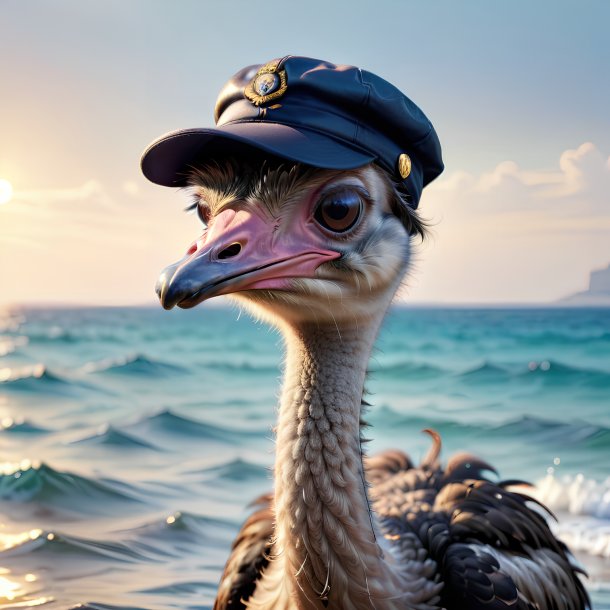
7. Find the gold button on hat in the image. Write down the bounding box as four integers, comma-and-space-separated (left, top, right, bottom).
398, 153, 411, 179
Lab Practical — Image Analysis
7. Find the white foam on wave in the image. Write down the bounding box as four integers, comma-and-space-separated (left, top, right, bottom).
529, 473, 610, 558
534, 473, 610, 519
550, 516, 610, 558
0, 363, 46, 383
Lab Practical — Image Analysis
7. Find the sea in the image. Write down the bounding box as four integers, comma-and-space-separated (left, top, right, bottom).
0, 304, 609, 609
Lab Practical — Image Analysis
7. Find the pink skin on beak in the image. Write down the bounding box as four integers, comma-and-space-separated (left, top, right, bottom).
156, 206, 340, 309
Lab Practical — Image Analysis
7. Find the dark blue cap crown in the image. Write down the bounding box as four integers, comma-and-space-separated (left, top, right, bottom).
141, 56, 443, 208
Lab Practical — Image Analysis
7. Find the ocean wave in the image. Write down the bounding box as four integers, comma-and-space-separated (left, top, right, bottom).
70, 425, 159, 450
0, 364, 99, 395
370, 361, 447, 379
127, 510, 236, 541
199, 457, 270, 482
516, 329, 610, 346
453, 359, 610, 389
519, 360, 610, 387
0, 461, 142, 508
0, 364, 66, 386
369, 407, 486, 442
25, 327, 81, 344
552, 517, 610, 559
129, 409, 253, 441
371, 405, 474, 432
371, 407, 610, 448
529, 473, 610, 558
0, 417, 49, 434
0, 335, 28, 356
23, 321, 134, 345
497, 416, 610, 447
82, 354, 188, 376
0, 529, 158, 563
68, 602, 152, 610
456, 362, 510, 383
137, 580, 216, 595
533, 473, 610, 520
204, 360, 278, 375
378, 338, 443, 354
112, 511, 236, 564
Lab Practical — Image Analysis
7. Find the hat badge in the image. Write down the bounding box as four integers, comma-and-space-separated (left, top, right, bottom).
245, 61, 288, 106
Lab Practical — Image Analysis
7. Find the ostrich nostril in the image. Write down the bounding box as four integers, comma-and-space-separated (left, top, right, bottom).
218, 243, 242, 260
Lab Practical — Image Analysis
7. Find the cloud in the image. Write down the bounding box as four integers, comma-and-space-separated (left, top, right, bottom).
13, 179, 118, 210
13, 180, 111, 205
1, 179, 147, 248
408, 143, 610, 303
426, 142, 610, 223
122, 180, 140, 196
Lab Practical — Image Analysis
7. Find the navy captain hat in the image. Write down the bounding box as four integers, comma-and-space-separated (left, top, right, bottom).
141, 56, 444, 209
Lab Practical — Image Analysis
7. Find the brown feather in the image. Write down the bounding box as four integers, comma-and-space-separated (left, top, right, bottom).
213, 494, 274, 610
370, 431, 590, 610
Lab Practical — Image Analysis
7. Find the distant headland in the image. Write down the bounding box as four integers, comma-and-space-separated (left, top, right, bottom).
560, 263, 610, 306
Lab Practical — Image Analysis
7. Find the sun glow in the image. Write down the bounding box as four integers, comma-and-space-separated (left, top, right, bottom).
0, 179, 13, 205
0, 568, 51, 606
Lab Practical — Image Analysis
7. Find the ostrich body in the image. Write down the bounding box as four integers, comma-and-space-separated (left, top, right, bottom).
144, 55, 588, 609
154, 160, 589, 610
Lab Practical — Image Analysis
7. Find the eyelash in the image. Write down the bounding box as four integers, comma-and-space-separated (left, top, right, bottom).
185, 197, 211, 227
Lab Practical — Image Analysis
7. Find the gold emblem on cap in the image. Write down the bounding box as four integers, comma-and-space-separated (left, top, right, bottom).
245, 61, 288, 106
398, 153, 412, 179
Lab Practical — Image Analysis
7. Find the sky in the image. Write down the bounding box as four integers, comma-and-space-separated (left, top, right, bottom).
0, 0, 609, 305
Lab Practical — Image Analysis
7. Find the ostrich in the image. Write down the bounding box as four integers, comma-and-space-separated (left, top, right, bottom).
142, 57, 589, 610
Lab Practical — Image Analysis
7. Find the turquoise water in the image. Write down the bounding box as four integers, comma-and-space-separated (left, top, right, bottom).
1, 305, 609, 608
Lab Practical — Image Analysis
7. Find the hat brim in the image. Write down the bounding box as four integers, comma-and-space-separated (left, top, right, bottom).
140, 122, 377, 187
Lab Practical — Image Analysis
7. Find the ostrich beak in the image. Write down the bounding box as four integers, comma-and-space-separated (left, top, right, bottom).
157, 208, 340, 309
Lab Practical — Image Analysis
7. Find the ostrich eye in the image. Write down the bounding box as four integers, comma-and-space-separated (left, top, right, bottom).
314, 188, 363, 233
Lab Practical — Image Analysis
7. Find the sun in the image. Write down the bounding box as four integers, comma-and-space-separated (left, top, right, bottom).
0, 179, 13, 205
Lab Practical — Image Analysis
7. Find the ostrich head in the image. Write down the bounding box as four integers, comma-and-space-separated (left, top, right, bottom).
143, 56, 443, 328
156, 158, 426, 327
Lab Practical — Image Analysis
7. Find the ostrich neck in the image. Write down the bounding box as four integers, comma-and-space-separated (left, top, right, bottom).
272, 315, 392, 608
